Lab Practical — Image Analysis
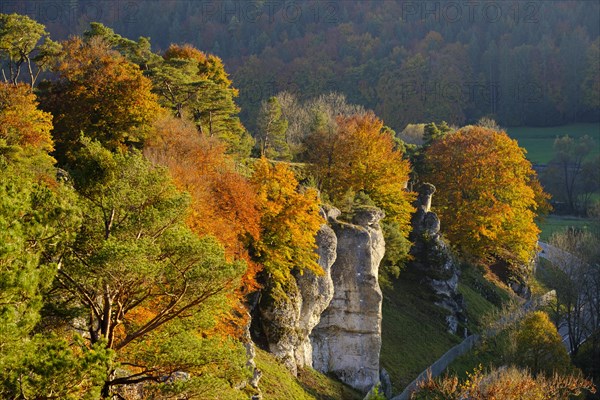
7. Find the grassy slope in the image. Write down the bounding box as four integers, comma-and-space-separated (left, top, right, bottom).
254, 349, 362, 400
381, 278, 461, 393
445, 258, 561, 380
506, 123, 600, 164
381, 265, 513, 395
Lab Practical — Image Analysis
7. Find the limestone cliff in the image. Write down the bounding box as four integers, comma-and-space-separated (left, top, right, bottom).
256, 211, 337, 376
311, 206, 385, 394
294, 221, 337, 368
408, 183, 465, 334
255, 206, 385, 394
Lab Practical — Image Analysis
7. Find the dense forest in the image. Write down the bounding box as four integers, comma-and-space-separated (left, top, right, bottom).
1, 3, 599, 400
12, 0, 600, 132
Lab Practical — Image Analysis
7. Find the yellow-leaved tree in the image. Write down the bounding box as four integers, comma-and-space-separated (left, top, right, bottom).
250, 157, 322, 298
423, 126, 550, 269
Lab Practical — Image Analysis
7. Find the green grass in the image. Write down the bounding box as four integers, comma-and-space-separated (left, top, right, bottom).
380, 265, 512, 395
459, 264, 512, 329
297, 367, 363, 400
381, 276, 462, 393
458, 284, 497, 333
506, 123, 600, 165
254, 348, 362, 400
537, 215, 598, 241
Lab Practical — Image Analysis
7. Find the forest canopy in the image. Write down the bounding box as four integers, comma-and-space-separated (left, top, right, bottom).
0, 6, 592, 399
15, 0, 597, 132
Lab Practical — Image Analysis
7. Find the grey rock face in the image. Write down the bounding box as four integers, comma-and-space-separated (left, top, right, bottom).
311, 206, 385, 394
258, 218, 337, 375
294, 223, 337, 368
258, 282, 302, 374
409, 183, 465, 334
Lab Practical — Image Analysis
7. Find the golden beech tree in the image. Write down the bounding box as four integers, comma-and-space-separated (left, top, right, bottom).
423, 126, 550, 266
250, 157, 323, 298
39, 36, 160, 163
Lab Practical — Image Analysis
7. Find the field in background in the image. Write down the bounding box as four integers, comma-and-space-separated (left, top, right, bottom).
537, 215, 598, 242
506, 123, 600, 165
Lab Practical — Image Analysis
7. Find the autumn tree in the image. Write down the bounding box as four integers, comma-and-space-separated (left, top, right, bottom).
306, 112, 415, 280
423, 126, 549, 273
50, 140, 248, 397
0, 83, 53, 165
250, 157, 322, 298
513, 311, 571, 375
269, 91, 366, 161
145, 114, 262, 335
38, 36, 160, 163
256, 96, 290, 160
0, 13, 61, 87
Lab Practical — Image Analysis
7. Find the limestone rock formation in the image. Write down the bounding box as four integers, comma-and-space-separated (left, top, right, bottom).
257, 213, 337, 375
311, 206, 385, 394
294, 222, 337, 368
409, 183, 465, 334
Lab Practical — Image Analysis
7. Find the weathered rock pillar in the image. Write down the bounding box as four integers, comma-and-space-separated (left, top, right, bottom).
311, 206, 385, 394
409, 183, 465, 334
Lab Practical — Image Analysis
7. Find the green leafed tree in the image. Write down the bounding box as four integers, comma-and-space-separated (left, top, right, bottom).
256, 96, 291, 160
0, 13, 61, 88
148, 44, 253, 158
49, 140, 248, 397
0, 81, 111, 399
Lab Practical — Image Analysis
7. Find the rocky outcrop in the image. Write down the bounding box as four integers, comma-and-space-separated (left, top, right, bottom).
409, 183, 465, 334
294, 222, 337, 368
257, 213, 337, 376
311, 206, 385, 394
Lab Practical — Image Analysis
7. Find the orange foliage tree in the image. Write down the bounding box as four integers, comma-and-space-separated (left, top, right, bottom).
413, 365, 595, 400
39, 36, 160, 163
423, 126, 550, 267
145, 115, 262, 334
250, 157, 323, 298
0, 83, 53, 159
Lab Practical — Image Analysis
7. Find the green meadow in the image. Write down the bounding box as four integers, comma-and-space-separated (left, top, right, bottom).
506, 123, 600, 165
